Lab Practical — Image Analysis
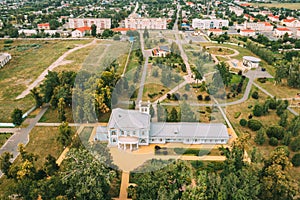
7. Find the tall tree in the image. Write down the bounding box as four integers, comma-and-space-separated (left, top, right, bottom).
57, 97, 66, 122
91, 24, 97, 37
0, 152, 13, 177
57, 122, 73, 147
11, 108, 23, 126
168, 107, 178, 122
61, 148, 115, 200
30, 88, 43, 107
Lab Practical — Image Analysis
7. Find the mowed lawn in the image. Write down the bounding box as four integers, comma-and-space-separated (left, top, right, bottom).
0, 39, 91, 122
250, 2, 300, 9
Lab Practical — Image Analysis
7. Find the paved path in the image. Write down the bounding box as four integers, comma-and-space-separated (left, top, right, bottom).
253, 82, 299, 116
0, 106, 48, 177
136, 32, 149, 103
16, 39, 97, 100
119, 171, 130, 200
0, 128, 18, 133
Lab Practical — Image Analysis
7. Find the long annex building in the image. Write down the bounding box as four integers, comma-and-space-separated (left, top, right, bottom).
95, 102, 229, 151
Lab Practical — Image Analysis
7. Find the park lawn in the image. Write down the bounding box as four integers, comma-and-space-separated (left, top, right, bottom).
142, 83, 170, 102
250, 2, 300, 9
255, 78, 300, 99
207, 47, 235, 56
39, 107, 74, 123
216, 56, 228, 62
0, 132, 13, 147
54, 41, 100, 73
125, 50, 140, 73
0, 39, 91, 122
226, 87, 295, 156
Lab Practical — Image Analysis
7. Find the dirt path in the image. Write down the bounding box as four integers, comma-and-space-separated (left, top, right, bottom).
16, 39, 97, 100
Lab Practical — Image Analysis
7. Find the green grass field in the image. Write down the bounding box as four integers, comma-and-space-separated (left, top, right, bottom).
0, 39, 92, 122
0, 132, 13, 147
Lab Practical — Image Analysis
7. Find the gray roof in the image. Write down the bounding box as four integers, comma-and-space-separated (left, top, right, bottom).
243, 56, 261, 63
159, 46, 170, 52
108, 108, 150, 130
150, 122, 229, 139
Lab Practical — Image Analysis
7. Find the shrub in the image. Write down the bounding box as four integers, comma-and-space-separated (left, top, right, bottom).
197, 95, 203, 101
239, 119, 247, 127
253, 104, 264, 117
204, 96, 211, 101
4, 39, 13, 44
266, 125, 285, 140
251, 91, 259, 99
255, 129, 266, 145
257, 77, 267, 83
269, 137, 278, 146
185, 84, 190, 91
291, 153, 300, 167
248, 114, 253, 119
248, 119, 262, 131
167, 93, 171, 99
290, 137, 300, 152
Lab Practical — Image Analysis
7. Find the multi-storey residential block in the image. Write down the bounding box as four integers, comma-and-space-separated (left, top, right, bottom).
125, 14, 167, 29
229, 6, 244, 16
68, 18, 111, 33
242, 22, 273, 31
192, 19, 229, 29
281, 17, 300, 27
274, 27, 293, 37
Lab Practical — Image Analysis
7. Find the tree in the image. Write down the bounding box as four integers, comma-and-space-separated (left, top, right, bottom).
251, 91, 259, 99
255, 129, 266, 145
290, 136, 300, 152
291, 153, 300, 167
180, 101, 195, 122
57, 98, 66, 122
0, 152, 12, 177
11, 108, 23, 126
213, 62, 232, 87
61, 148, 115, 200
157, 102, 167, 122
170, 41, 180, 55
248, 119, 262, 131
57, 122, 73, 147
168, 107, 178, 122
288, 116, 300, 136
148, 104, 154, 118
43, 154, 59, 176
269, 137, 279, 146
266, 125, 285, 140
182, 171, 207, 200
239, 119, 247, 127
253, 104, 263, 117
30, 88, 43, 107
260, 148, 298, 200
279, 111, 288, 127
143, 27, 149, 39
91, 24, 97, 37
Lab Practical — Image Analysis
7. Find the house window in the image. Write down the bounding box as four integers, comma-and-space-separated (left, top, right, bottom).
112, 138, 116, 143
140, 139, 146, 143
160, 138, 163, 142
195, 139, 198, 142
111, 131, 116, 135
142, 131, 145, 135
133, 131, 136, 135
121, 130, 124, 135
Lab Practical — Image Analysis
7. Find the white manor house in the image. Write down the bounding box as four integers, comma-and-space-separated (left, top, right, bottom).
95, 102, 229, 151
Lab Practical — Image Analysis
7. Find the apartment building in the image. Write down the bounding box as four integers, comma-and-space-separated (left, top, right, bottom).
68, 18, 111, 33
192, 19, 229, 29
125, 14, 167, 29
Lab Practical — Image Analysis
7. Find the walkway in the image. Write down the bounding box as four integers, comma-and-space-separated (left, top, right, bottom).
16, 39, 97, 99
119, 171, 130, 200
0, 106, 49, 177
136, 31, 149, 103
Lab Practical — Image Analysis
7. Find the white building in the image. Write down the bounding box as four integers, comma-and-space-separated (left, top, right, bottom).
274, 27, 293, 37
281, 18, 300, 28
95, 102, 229, 151
229, 6, 244, 16
68, 18, 111, 33
268, 14, 280, 22
297, 29, 300, 37
71, 27, 91, 37
242, 22, 273, 31
18, 29, 37, 36
0, 53, 11, 68
125, 14, 167, 30
192, 19, 229, 29
152, 46, 171, 57
240, 29, 256, 37
243, 56, 261, 68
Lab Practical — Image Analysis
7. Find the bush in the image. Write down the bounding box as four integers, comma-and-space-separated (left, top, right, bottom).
234, 112, 241, 119
290, 137, 300, 152
269, 137, 279, 146
204, 96, 211, 101
248, 119, 262, 131
291, 153, 300, 167
253, 104, 264, 117
4, 39, 13, 44
266, 125, 285, 140
185, 84, 190, 91
257, 77, 267, 83
251, 91, 259, 99
239, 119, 247, 127
255, 129, 266, 145
197, 95, 203, 101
